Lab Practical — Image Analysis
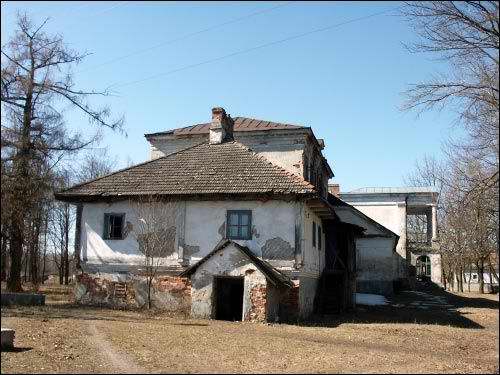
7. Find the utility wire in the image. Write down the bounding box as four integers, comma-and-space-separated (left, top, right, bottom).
109, 6, 399, 90
76, 1, 293, 74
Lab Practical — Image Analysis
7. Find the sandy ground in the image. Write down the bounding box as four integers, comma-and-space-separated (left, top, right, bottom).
1, 283, 498, 374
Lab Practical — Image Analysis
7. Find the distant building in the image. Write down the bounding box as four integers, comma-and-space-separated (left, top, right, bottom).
336, 187, 441, 294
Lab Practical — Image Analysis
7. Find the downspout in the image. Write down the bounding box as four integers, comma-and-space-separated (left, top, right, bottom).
404, 195, 410, 285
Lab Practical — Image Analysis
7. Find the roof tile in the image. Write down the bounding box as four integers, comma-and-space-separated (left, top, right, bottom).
56, 141, 316, 199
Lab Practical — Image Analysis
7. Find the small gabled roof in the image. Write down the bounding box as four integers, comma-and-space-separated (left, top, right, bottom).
144, 116, 305, 137
55, 141, 316, 201
180, 239, 294, 288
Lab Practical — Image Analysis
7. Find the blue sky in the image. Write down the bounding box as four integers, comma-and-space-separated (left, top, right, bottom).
1, 1, 458, 191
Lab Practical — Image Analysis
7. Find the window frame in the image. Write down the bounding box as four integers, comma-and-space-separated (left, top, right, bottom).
103, 213, 126, 240
226, 210, 252, 240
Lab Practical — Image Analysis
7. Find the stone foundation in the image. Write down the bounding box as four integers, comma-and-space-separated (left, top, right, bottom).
75, 273, 191, 312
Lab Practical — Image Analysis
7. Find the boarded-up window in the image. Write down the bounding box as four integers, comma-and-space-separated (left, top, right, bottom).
103, 213, 125, 240
227, 210, 252, 240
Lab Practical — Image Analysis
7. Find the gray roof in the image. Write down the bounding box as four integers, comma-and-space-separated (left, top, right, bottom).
145, 116, 305, 137
180, 239, 294, 288
55, 141, 316, 201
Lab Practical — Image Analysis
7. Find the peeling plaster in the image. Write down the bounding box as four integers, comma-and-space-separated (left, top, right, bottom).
252, 226, 260, 238
262, 237, 294, 260
218, 221, 226, 238
184, 244, 200, 257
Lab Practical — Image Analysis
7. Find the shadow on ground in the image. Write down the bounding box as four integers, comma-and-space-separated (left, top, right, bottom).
1, 303, 191, 323
301, 283, 498, 330
1, 347, 32, 353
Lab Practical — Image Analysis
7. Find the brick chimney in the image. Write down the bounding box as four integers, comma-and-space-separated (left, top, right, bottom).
328, 184, 340, 197
209, 107, 234, 144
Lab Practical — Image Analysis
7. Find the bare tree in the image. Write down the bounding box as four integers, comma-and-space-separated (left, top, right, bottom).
402, 2, 499, 293
47, 170, 74, 285
401, 1, 499, 191
131, 197, 177, 309
71, 148, 117, 270
1, 13, 124, 291
74, 148, 118, 183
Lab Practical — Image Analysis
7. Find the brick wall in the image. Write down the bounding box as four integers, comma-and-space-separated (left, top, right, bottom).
247, 284, 267, 322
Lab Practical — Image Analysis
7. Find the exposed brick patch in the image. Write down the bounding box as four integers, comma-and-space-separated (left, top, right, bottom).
247, 284, 267, 322
75, 273, 191, 312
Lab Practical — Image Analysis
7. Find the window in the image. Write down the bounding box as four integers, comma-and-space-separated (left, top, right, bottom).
416, 255, 431, 277
312, 221, 316, 248
226, 210, 252, 240
318, 225, 322, 250
103, 213, 125, 240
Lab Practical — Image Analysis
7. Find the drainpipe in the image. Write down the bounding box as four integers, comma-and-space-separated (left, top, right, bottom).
404, 195, 411, 287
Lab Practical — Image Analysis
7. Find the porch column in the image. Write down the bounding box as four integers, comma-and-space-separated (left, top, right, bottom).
431, 205, 438, 242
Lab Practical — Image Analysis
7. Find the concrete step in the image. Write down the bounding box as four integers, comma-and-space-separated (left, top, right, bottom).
1, 328, 15, 349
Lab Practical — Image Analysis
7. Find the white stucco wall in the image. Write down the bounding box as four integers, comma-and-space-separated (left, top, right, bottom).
81, 201, 180, 266
333, 206, 397, 294
80, 199, 300, 269
148, 132, 308, 177
410, 252, 443, 286
183, 200, 296, 263
301, 207, 325, 277
356, 237, 395, 282
344, 203, 407, 279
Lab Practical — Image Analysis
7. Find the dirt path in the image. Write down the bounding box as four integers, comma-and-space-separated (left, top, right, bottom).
87, 321, 147, 374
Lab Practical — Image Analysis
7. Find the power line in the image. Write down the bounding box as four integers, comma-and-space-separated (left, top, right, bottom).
109, 6, 399, 90
76, 1, 293, 74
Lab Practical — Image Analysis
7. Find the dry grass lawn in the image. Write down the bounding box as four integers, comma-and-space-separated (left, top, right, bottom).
1, 283, 498, 374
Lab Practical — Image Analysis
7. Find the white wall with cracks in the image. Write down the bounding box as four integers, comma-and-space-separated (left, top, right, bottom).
80, 199, 319, 273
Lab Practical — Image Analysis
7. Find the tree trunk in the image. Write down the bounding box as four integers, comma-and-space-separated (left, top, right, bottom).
467, 263, 472, 292
41, 220, 47, 284
74, 203, 83, 270
0, 231, 8, 281
487, 258, 499, 283
458, 266, 464, 293
7, 218, 23, 292
63, 204, 70, 285
29, 216, 40, 286
23, 248, 29, 283
147, 277, 152, 309
477, 260, 485, 294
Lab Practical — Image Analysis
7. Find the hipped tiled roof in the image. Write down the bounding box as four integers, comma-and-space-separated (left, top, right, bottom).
144, 117, 305, 137
56, 141, 316, 200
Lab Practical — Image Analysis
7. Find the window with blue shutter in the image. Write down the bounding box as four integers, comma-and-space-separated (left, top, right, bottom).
226, 210, 252, 240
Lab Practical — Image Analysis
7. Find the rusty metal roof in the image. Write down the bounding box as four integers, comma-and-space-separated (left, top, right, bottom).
145, 116, 305, 137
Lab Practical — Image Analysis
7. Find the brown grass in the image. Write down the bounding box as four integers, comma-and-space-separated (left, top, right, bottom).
1, 284, 498, 374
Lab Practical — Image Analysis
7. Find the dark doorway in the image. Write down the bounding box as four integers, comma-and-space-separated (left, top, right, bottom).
214, 276, 244, 321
